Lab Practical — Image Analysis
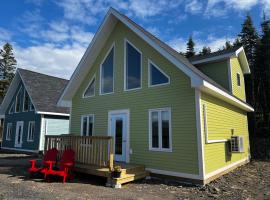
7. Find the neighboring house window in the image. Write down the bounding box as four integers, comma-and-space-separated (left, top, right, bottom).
100, 45, 114, 94
149, 108, 172, 151
27, 121, 35, 142
125, 40, 142, 90
6, 123, 12, 141
83, 76, 95, 98
23, 90, 30, 111
9, 102, 14, 114
237, 73, 241, 86
148, 60, 170, 87
30, 103, 35, 111
15, 87, 22, 113
81, 115, 94, 136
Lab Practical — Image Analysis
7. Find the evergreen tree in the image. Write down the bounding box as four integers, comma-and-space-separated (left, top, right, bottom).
238, 14, 259, 106
224, 41, 232, 49
233, 38, 242, 46
0, 43, 17, 82
185, 36, 195, 58
199, 46, 211, 55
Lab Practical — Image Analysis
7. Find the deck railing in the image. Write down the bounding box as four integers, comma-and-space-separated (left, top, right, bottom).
44, 135, 114, 171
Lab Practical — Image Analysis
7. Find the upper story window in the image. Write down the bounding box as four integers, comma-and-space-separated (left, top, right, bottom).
83, 75, 95, 98
23, 90, 30, 112
9, 102, 14, 114
81, 115, 94, 136
148, 60, 170, 87
100, 45, 114, 95
125, 40, 142, 91
15, 87, 22, 113
149, 108, 172, 152
30, 103, 35, 111
27, 121, 35, 142
6, 123, 12, 141
237, 73, 241, 86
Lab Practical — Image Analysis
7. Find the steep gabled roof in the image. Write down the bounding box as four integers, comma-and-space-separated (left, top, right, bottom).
58, 8, 253, 112
189, 46, 250, 74
0, 68, 69, 116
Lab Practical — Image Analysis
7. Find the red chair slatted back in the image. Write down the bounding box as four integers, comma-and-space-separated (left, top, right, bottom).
43, 148, 58, 162
59, 149, 75, 170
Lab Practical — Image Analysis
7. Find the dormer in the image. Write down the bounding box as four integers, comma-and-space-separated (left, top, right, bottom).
189, 46, 250, 101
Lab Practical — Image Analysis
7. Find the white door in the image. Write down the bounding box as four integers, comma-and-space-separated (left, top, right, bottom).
109, 112, 128, 162
14, 121, 24, 148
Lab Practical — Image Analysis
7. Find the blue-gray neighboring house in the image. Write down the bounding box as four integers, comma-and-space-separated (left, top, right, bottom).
0, 68, 70, 153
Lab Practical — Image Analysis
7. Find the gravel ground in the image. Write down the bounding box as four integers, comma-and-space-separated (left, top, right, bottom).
0, 151, 269, 200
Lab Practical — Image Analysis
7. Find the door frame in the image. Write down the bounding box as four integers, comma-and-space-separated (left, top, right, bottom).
108, 109, 130, 163
14, 121, 24, 148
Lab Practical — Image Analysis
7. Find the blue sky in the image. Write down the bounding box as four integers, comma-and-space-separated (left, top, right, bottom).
0, 0, 268, 79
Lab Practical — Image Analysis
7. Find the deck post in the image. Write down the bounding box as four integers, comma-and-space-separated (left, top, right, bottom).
109, 138, 114, 171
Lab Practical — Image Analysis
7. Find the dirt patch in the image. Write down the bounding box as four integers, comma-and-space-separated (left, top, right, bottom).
0, 152, 269, 200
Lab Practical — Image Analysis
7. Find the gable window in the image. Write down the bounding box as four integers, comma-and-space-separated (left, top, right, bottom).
9, 102, 14, 114
6, 123, 12, 141
149, 108, 172, 151
148, 60, 170, 87
100, 45, 114, 94
81, 115, 94, 136
27, 121, 35, 142
30, 103, 35, 111
23, 90, 30, 112
237, 73, 241, 86
15, 87, 22, 113
83, 76, 95, 98
125, 40, 142, 90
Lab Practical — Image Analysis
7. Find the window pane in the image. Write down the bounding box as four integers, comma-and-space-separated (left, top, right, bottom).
15, 89, 22, 112
101, 48, 114, 94
88, 117, 93, 136
31, 123, 35, 140
237, 74, 241, 86
151, 112, 159, 148
115, 119, 123, 154
84, 78, 95, 97
82, 117, 87, 136
24, 92, 29, 111
150, 64, 169, 85
161, 111, 170, 149
126, 42, 141, 89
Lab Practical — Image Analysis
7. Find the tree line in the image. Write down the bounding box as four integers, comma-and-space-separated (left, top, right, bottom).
181, 14, 270, 138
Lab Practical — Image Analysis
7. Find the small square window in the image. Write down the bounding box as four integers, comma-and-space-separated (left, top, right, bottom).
27, 121, 35, 142
81, 115, 94, 136
237, 73, 241, 86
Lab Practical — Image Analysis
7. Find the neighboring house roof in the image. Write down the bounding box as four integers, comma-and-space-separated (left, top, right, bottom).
189, 46, 250, 74
0, 68, 70, 116
58, 7, 253, 112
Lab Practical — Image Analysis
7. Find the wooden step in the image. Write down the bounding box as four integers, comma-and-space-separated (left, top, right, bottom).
111, 171, 149, 188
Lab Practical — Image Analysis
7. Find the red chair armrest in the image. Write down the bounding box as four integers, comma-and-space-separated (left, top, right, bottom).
44, 161, 56, 170
29, 159, 38, 168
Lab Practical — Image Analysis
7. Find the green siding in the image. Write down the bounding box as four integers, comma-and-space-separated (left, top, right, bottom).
71, 22, 199, 175
197, 60, 230, 91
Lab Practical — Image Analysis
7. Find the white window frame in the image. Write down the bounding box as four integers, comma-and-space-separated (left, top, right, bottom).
23, 89, 29, 112
124, 39, 142, 91
149, 108, 172, 152
83, 74, 96, 98
99, 43, 115, 95
27, 121, 35, 142
15, 86, 22, 113
6, 123, 12, 141
237, 73, 241, 87
148, 59, 170, 87
8, 102, 14, 114
80, 114, 94, 136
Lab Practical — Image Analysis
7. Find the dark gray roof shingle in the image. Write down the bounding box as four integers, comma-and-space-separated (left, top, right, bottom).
18, 68, 69, 114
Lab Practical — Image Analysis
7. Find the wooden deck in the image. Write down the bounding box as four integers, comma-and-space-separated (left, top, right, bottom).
45, 135, 148, 188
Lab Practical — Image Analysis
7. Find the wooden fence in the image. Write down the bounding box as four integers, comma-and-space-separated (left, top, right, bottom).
44, 135, 114, 171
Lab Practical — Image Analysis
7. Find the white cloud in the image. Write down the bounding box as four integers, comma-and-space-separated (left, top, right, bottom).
185, 0, 203, 14
0, 28, 12, 42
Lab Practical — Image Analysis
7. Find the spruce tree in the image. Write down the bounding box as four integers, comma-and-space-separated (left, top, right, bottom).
0, 43, 17, 82
185, 36, 195, 58
233, 38, 242, 46
224, 41, 232, 49
199, 46, 211, 55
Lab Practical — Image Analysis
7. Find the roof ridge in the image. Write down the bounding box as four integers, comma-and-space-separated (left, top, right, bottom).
17, 68, 68, 81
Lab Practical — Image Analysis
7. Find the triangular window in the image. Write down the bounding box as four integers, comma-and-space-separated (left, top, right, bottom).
84, 76, 95, 97
149, 61, 170, 86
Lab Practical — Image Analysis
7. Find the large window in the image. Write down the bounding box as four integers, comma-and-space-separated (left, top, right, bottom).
81, 115, 94, 136
148, 60, 170, 87
149, 108, 171, 151
23, 90, 30, 111
6, 123, 12, 141
125, 40, 142, 90
83, 76, 95, 98
15, 87, 22, 113
100, 45, 114, 94
27, 121, 35, 142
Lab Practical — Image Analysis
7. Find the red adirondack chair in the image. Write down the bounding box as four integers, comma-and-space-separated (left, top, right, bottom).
43, 149, 75, 183
29, 148, 58, 175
